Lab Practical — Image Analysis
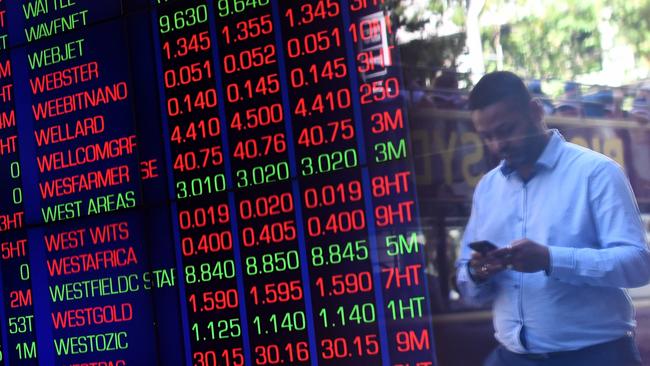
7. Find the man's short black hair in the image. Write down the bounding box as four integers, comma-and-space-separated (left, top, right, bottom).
468, 71, 531, 111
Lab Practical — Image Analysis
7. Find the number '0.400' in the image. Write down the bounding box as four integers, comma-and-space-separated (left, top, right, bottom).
181, 230, 233, 256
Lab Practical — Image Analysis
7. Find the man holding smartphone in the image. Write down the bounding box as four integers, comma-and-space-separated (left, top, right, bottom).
456, 71, 650, 365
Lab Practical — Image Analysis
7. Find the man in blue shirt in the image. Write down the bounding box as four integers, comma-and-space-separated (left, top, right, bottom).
456, 71, 650, 365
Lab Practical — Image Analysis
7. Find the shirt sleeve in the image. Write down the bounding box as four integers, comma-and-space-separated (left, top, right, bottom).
456, 182, 498, 306
548, 160, 650, 288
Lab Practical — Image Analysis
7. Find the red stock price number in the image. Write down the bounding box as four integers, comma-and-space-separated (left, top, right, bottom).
170, 117, 221, 145
238, 193, 293, 220
233, 133, 286, 160
188, 289, 239, 313
162, 32, 211, 60
254, 341, 309, 365
193, 348, 243, 366
296, 118, 354, 148
315, 271, 373, 297
230, 104, 283, 132
240, 220, 296, 247
226, 74, 280, 104
286, 28, 341, 58
181, 230, 233, 257
164, 60, 213, 89
306, 209, 366, 237
173, 146, 223, 172
320, 334, 379, 360
221, 15, 273, 44
284, 0, 341, 27
222, 44, 276, 74
294, 88, 351, 117
303, 181, 362, 208
289, 58, 348, 89
167, 88, 218, 117
249, 280, 303, 305
349, 0, 386, 12
178, 204, 229, 230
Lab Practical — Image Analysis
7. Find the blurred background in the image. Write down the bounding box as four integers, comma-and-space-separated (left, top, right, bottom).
387, 0, 650, 364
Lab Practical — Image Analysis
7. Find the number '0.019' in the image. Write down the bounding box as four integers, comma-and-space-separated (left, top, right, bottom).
303, 181, 362, 209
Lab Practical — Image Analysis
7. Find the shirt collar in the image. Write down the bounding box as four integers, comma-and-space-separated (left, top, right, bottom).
499, 129, 564, 177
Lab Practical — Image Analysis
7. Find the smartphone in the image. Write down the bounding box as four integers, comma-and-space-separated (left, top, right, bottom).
469, 240, 498, 255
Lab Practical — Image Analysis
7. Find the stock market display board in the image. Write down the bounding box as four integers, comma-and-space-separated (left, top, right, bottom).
0, 1, 436, 365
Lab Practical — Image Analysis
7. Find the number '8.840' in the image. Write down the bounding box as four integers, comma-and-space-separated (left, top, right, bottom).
185, 260, 235, 284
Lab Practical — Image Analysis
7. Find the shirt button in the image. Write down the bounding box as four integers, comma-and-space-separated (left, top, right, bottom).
514, 285, 520, 289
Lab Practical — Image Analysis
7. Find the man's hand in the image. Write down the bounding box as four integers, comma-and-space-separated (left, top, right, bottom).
492, 239, 550, 273
469, 252, 505, 281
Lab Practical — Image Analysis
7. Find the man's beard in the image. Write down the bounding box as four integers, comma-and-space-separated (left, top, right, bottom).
500, 127, 545, 169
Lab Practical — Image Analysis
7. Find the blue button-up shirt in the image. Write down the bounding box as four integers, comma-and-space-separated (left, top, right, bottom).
456, 129, 650, 354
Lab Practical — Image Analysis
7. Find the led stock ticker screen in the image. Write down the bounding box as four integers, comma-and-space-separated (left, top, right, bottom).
0, 0, 435, 365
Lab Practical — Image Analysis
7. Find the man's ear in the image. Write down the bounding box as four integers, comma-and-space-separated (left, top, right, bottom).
528, 98, 545, 125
